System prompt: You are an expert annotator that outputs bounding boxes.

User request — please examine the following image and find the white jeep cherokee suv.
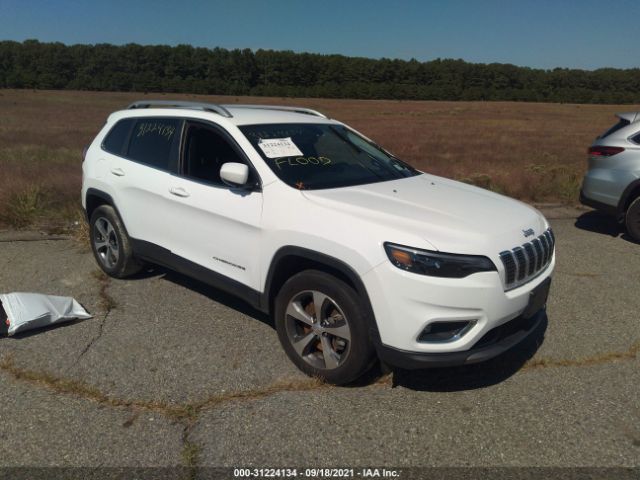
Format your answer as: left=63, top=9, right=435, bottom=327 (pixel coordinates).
left=82, top=100, right=555, bottom=384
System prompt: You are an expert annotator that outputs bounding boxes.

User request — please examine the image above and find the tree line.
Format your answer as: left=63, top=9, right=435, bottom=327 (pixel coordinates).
left=1, top=39, right=639, bottom=103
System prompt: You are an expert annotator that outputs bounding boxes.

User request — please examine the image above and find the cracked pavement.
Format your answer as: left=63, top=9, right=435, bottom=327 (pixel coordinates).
left=0, top=208, right=638, bottom=468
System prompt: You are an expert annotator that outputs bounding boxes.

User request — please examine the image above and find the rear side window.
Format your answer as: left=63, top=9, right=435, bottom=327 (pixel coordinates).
left=127, top=118, right=181, bottom=171
left=598, top=119, right=630, bottom=139
left=102, top=119, right=134, bottom=155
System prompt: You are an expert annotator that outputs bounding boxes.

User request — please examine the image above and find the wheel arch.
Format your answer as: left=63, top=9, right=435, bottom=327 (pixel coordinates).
left=261, top=246, right=381, bottom=341
left=618, top=179, right=640, bottom=216
left=85, top=188, right=121, bottom=222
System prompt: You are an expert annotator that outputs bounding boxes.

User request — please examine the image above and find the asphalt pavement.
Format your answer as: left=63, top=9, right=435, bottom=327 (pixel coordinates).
left=0, top=207, right=638, bottom=470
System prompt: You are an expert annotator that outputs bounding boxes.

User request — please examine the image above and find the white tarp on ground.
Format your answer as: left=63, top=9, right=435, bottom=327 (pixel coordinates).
left=0, top=292, right=92, bottom=336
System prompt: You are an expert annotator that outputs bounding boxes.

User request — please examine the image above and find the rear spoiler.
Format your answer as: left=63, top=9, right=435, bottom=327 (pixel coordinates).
left=616, top=112, right=640, bottom=123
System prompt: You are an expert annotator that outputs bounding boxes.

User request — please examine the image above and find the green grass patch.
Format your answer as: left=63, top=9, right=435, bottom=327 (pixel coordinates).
left=0, top=145, right=82, bottom=229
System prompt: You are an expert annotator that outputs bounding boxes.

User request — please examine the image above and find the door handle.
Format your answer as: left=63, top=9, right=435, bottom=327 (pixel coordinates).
left=110, top=168, right=125, bottom=177
left=169, top=187, right=190, bottom=198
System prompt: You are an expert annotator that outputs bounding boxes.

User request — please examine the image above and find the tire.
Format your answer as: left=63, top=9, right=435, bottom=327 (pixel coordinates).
left=274, top=270, right=376, bottom=385
left=625, top=196, right=640, bottom=242
left=89, top=205, right=142, bottom=278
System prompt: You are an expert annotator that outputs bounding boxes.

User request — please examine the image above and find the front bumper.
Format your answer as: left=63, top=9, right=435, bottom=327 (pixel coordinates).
left=375, top=307, right=545, bottom=369
left=362, top=254, right=554, bottom=355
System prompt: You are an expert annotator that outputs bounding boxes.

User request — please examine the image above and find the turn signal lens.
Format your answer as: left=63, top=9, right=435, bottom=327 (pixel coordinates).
left=390, top=249, right=413, bottom=267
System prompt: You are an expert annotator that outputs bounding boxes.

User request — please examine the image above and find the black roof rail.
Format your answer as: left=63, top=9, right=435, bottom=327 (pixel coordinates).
left=222, top=104, right=328, bottom=119
left=127, top=100, right=232, bottom=118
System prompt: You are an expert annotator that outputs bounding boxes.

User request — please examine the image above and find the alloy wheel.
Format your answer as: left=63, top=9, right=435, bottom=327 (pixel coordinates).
left=93, top=217, right=120, bottom=269
left=284, top=290, right=352, bottom=370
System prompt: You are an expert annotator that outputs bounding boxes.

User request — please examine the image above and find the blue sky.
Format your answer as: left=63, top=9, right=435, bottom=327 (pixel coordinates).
left=0, top=0, right=638, bottom=70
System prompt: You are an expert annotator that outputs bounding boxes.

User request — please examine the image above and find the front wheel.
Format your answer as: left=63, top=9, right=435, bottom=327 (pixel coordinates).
left=274, top=270, right=375, bottom=385
left=625, top=197, right=640, bottom=242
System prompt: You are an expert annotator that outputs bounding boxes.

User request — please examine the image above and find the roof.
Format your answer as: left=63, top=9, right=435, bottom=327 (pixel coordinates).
left=120, top=100, right=336, bottom=126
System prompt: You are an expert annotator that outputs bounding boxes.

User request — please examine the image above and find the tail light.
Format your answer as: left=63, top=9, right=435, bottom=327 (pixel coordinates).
left=588, top=146, right=625, bottom=157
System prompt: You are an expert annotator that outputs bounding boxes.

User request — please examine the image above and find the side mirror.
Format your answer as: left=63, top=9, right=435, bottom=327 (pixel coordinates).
left=220, top=162, right=250, bottom=188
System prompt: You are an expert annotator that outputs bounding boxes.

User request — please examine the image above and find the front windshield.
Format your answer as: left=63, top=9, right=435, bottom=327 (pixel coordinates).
left=239, top=123, right=420, bottom=190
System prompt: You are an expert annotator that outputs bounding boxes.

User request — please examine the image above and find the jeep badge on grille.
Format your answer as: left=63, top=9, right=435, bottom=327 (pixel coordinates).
left=523, top=228, right=535, bottom=238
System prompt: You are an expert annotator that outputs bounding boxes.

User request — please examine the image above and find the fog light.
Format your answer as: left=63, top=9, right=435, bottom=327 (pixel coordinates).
left=418, top=320, right=476, bottom=343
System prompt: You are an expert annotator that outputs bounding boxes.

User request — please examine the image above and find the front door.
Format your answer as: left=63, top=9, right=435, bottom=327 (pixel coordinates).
left=162, top=120, right=264, bottom=291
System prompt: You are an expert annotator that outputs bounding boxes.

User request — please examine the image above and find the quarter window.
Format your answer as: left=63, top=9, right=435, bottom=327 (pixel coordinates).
left=127, top=118, right=181, bottom=171
left=102, top=118, right=134, bottom=156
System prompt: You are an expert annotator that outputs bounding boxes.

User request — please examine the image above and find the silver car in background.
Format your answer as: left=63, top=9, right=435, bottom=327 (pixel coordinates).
left=580, top=112, right=640, bottom=241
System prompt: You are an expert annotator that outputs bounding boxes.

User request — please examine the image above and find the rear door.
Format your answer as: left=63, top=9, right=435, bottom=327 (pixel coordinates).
left=161, top=120, right=264, bottom=291
left=107, top=116, right=183, bottom=246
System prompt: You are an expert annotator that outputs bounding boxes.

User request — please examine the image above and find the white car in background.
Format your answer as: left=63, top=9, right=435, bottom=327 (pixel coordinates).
left=82, top=100, right=555, bottom=384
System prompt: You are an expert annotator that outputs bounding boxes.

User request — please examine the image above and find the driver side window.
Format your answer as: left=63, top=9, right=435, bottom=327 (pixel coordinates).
left=182, top=122, right=246, bottom=186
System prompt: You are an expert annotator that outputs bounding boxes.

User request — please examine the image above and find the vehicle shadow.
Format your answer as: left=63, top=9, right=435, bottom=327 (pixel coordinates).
left=574, top=210, right=638, bottom=244
left=575, top=210, right=621, bottom=237
left=130, top=266, right=275, bottom=329
left=374, top=315, right=548, bottom=392
left=128, top=266, right=547, bottom=391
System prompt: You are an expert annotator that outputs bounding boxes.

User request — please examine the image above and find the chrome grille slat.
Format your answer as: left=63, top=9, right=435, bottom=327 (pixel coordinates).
left=513, top=247, right=526, bottom=281
left=532, top=238, right=544, bottom=270
left=545, top=230, right=555, bottom=253
left=539, top=234, right=548, bottom=265
left=523, top=243, right=536, bottom=276
left=541, top=233, right=551, bottom=264
left=499, top=251, right=516, bottom=285
left=499, top=228, right=554, bottom=291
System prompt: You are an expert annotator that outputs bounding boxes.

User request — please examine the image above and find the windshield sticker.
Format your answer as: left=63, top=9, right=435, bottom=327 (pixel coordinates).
left=257, top=137, right=303, bottom=159
left=274, top=156, right=332, bottom=169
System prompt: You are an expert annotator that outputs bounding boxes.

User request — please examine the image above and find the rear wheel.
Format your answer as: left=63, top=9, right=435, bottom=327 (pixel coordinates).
left=625, top=197, right=640, bottom=242
left=90, top=205, right=142, bottom=278
left=274, top=270, right=375, bottom=385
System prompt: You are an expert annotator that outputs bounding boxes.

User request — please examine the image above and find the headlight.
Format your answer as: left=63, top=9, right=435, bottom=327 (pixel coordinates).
left=384, top=243, right=496, bottom=278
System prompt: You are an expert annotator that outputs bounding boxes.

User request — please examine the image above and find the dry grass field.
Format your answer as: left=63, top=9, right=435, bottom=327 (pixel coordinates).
left=0, top=89, right=629, bottom=229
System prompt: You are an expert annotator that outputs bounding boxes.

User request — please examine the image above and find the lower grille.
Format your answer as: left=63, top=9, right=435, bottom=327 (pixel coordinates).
left=499, top=229, right=554, bottom=290
left=473, top=312, right=540, bottom=349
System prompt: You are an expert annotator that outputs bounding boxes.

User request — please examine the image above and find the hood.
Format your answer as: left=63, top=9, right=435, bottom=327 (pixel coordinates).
left=302, top=173, right=547, bottom=255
